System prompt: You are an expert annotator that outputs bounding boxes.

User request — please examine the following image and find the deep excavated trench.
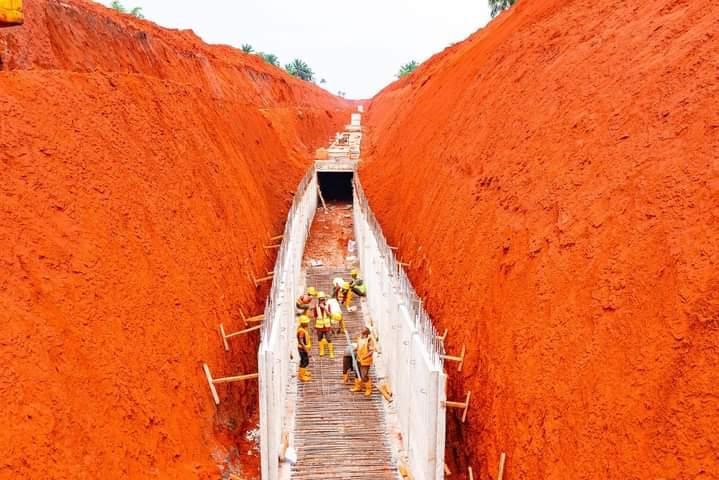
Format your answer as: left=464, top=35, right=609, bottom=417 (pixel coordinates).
left=2, top=0, right=718, bottom=479
left=257, top=120, right=447, bottom=479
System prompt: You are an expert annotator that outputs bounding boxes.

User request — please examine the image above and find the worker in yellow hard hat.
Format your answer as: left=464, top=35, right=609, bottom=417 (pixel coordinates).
left=351, top=327, right=374, bottom=396
left=313, top=292, right=333, bottom=357
left=338, top=281, right=354, bottom=309
left=296, top=286, right=316, bottom=316
left=350, top=270, right=367, bottom=298
left=296, top=315, right=312, bottom=382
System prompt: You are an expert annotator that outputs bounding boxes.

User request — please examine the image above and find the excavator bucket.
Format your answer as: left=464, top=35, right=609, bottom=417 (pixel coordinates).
left=0, top=0, right=23, bottom=26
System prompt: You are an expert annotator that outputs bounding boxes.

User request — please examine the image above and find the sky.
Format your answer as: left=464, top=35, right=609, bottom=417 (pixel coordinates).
left=96, top=0, right=492, bottom=99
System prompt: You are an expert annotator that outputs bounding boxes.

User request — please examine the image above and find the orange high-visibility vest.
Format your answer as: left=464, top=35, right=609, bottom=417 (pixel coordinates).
left=297, top=327, right=311, bottom=350
left=357, top=336, right=373, bottom=366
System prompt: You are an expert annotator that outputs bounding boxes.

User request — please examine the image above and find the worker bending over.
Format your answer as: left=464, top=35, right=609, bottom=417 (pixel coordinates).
left=342, top=342, right=357, bottom=384
left=351, top=327, right=374, bottom=396
left=314, top=293, right=334, bottom=358
left=296, top=315, right=312, bottom=382
left=296, top=287, right=316, bottom=316
left=332, top=279, right=353, bottom=309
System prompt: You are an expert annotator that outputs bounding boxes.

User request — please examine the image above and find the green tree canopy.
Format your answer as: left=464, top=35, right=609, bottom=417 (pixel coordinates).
left=489, top=0, right=516, bottom=17
left=397, top=60, right=419, bottom=78
left=110, top=1, right=143, bottom=18
left=285, top=59, right=314, bottom=81
left=241, top=44, right=255, bottom=53
left=258, top=52, right=280, bottom=67
left=110, top=0, right=126, bottom=13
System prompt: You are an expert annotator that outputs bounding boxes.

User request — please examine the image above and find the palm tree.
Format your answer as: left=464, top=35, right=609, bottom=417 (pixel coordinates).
left=110, top=0, right=126, bottom=13
left=130, top=6, right=144, bottom=18
left=258, top=52, right=280, bottom=67
left=397, top=60, right=419, bottom=79
left=337, top=91, right=346, bottom=98
left=320, top=78, right=327, bottom=85
left=241, top=44, right=254, bottom=53
left=489, top=0, right=516, bottom=17
left=285, top=59, right=314, bottom=81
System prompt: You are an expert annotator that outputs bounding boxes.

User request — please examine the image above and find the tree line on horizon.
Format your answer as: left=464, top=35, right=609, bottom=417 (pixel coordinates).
left=106, top=1, right=516, bottom=95
left=110, top=0, right=143, bottom=18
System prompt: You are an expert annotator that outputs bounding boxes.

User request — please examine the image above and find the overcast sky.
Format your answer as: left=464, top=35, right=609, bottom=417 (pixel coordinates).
left=95, top=0, right=492, bottom=99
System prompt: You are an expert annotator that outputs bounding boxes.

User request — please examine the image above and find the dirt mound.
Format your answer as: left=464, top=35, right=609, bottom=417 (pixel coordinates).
left=0, top=1, right=349, bottom=479
left=362, top=0, right=719, bottom=477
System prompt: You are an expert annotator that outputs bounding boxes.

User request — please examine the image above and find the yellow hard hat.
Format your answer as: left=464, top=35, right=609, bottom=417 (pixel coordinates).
left=342, top=282, right=350, bottom=289
left=332, top=312, right=342, bottom=321
left=307, top=287, right=317, bottom=296
left=318, top=291, right=327, bottom=299
left=298, top=315, right=310, bottom=325
left=351, top=269, right=359, bottom=278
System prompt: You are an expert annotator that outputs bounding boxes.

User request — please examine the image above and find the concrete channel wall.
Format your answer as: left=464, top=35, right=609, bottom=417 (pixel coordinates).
left=353, top=177, right=447, bottom=480
left=259, top=168, right=318, bottom=480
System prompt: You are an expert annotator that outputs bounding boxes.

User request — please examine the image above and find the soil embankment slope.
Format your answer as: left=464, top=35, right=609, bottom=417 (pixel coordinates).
left=363, top=0, right=719, bottom=478
left=0, top=1, right=350, bottom=478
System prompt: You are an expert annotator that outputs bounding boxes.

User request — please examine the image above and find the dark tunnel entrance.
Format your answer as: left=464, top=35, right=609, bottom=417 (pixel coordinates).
left=317, top=171, right=354, bottom=202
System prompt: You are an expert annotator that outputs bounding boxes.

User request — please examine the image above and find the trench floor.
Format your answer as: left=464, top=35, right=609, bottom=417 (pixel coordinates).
left=290, top=203, right=396, bottom=479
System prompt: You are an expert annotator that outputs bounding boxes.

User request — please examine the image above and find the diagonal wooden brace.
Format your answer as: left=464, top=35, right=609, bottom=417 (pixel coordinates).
left=398, top=260, right=411, bottom=267
left=270, top=234, right=284, bottom=241
left=239, top=309, right=264, bottom=326
left=441, top=344, right=466, bottom=372
left=202, top=363, right=259, bottom=405
left=252, top=272, right=274, bottom=287
left=436, top=328, right=448, bottom=343
left=218, top=323, right=262, bottom=351
left=263, top=244, right=281, bottom=250
left=444, top=390, right=471, bottom=423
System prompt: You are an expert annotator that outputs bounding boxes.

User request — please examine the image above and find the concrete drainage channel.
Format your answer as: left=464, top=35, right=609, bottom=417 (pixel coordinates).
left=206, top=110, right=454, bottom=479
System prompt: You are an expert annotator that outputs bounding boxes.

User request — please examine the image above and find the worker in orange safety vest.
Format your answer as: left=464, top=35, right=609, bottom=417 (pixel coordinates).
left=350, top=327, right=374, bottom=396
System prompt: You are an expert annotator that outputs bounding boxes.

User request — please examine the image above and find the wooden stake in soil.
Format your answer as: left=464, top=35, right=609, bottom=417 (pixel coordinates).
left=436, top=328, right=448, bottom=343
left=218, top=323, right=262, bottom=351
left=497, top=452, right=507, bottom=480
left=202, top=363, right=258, bottom=405
left=440, top=344, right=466, bottom=372
left=443, top=390, right=471, bottom=423
left=252, top=272, right=274, bottom=287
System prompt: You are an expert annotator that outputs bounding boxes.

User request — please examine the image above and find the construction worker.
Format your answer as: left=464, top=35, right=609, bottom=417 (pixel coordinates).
left=340, top=281, right=354, bottom=309
left=296, top=287, right=316, bottom=316
left=342, top=342, right=357, bottom=384
left=297, top=315, right=312, bottom=382
left=350, top=269, right=367, bottom=297
left=326, top=296, right=345, bottom=333
left=351, top=327, right=374, bottom=396
left=314, top=292, right=334, bottom=358
left=331, top=276, right=345, bottom=300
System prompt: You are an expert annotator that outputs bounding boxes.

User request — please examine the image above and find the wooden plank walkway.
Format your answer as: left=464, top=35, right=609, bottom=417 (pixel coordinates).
left=291, top=267, right=396, bottom=479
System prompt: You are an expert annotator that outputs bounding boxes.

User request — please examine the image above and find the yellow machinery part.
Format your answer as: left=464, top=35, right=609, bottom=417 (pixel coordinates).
left=0, top=0, right=23, bottom=26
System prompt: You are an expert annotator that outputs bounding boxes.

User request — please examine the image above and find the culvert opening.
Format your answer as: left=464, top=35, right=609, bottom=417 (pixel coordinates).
left=317, top=171, right=354, bottom=202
